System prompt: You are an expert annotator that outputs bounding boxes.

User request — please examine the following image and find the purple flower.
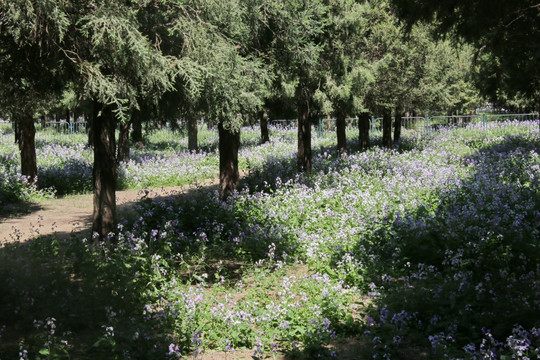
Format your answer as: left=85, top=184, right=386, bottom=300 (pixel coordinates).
left=168, top=343, right=180, bottom=355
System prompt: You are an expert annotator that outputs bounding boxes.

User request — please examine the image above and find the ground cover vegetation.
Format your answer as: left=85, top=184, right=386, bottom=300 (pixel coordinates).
left=1, top=122, right=539, bottom=359
left=1, top=0, right=539, bottom=358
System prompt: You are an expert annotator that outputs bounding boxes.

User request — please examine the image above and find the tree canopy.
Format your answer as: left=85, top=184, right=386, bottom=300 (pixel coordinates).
left=390, top=0, right=540, bottom=110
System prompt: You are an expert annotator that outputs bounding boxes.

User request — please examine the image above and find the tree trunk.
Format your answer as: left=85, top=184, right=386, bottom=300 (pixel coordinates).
left=218, top=122, right=240, bottom=200
left=92, top=104, right=117, bottom=242
left=13, top=113, right=38, bottom=184
left=260, top=112, right=270, bottom=144
left=393, top=110, right=402, bottom=145
left=117, top=119, right=131, bottom=164
left=336, top=110, right=347, bottom=155
left=131, top=112, right=143, bottom=143
left=87, top=110, right=94, bottom=147
left=187, top=116, right=198, bottom=151
left=358, top=112, right=370, bottom=151
left=382, top=109, right=392, bottom=148
left=297, top=102, right=312, bottom=173
left=66, top=109, right=71, bottom=123
left=326, top=114, right=332, bottom=131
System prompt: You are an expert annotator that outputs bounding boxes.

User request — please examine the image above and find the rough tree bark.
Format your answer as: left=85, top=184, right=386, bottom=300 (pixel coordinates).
left=393, top=110, right=403, bottom=145
left=218, top=122, right=240, bottom=200
left=297, top=101, right=312, bottom=173
left=382, top=109, right=392, bottom=148
left=187, top=116, right=198, bottom=152
left=260, top=111, right=270, bottom=144
left=92, top=104, right=117, bottom=242
left=13, top=113, right=38, bottom=183
left=358, top=112, right=370, bottom=151
left=117, top=119, right=131, bottom=164
left=336, top=110, right=347, bottom=155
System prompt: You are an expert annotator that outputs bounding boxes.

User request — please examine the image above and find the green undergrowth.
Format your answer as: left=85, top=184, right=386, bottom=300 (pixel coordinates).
left=1, top=121, right=539, bottom=359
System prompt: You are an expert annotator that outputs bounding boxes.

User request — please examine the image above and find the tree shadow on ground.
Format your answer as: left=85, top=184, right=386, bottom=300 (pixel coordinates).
left=351, top=132, right=540, bottom=356
left=0, top=200, right=43, bottom=220
left=237, top=130, right=539, bottom=358
left=2, top=170, right=372, bottom=358
left=0, top=235, right=120, bottom=358
left=5, top=130, right=535, bottom=358
left=0, top=181, right=227, bottom=359
left=0, top=142, right=389, bottom=359
left=193, top=337, right=371, bottom=359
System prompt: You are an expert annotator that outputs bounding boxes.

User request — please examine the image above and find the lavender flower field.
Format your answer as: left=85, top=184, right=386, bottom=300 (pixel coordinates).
left=0, top=121, right=539, bottom=359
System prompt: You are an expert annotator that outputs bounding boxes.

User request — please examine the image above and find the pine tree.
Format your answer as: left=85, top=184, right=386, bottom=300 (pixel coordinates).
left=169, top=0, right=269, bottom=199
left=390, top=0, right=539, bottom=110
left=0, top=0, right=69, bottom=183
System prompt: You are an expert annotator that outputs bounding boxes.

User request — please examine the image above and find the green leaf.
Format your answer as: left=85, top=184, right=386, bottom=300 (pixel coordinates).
left=39, top=349, right=50, bottom=356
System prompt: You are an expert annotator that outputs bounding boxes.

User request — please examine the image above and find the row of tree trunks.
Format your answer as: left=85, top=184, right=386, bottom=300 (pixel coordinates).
left=13, top=113, right=38, bottom=183
left=16, top=101, right=404, bottom=242
left=218, top=122, right=240, bottom=201
left=92, top=104, right=118, bottom=242
left=274, top=107, right=405, bottom=158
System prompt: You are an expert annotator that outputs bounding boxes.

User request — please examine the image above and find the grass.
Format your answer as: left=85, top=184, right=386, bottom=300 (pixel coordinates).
left=0, top=120, right=539, bottom=359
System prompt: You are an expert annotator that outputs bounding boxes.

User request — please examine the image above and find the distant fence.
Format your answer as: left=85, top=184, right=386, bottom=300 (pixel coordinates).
left=270, top=117, right=359, bottom=137
left=36, top=120, right=87, bottom=134
left=270, top=113, right=539, bottom=137
left=34, top=121, right=88, bottom=141
left=396, top=113, right=539, bottom=135
left=268, top=119, right=297, bottom=128
left=0, top=119, right=87, bottom=134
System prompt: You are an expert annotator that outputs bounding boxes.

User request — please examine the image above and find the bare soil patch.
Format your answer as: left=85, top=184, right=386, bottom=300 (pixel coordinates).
left=0, top=179, right=219, bottom=245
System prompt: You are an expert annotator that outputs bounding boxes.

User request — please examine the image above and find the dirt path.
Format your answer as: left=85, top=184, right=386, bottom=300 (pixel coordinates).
left=0, top=180, right=220, bottom=245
